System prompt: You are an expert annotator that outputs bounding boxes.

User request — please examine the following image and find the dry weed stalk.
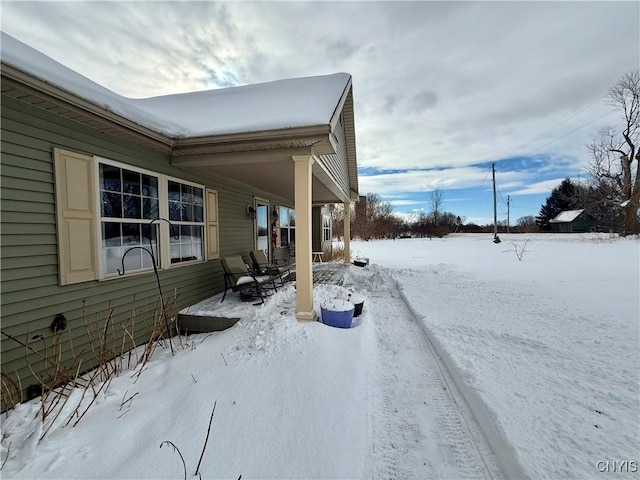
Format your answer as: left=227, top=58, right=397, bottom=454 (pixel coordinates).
left=159, top=441, right=187, bottom=480
left=195, top=401, right=217, bottom=476
left=119, top=391, right=139, bottom=411
left=137, top=301, right=172, bottom=371
left=157, top=400, right=218, bottom=479
left=1, top=442, right=11, bottom=470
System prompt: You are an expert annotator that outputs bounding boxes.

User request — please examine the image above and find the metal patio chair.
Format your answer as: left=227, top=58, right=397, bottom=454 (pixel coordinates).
left=249, top=249, right=292, bottom=286
left=220, top=255, right=276, bottom=305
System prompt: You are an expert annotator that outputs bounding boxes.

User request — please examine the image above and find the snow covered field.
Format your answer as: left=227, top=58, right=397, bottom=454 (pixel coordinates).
left=1, top=233, right=638, bottom=479
left=353, top=233, right=639, bottom=479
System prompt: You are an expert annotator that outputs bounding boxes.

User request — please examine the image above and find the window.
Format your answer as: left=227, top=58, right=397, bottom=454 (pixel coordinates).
left=168, top=180, right=204, bottom=264
left=100, top=164, right=160, bottom=275
left=54, top=150, right=218, bottom=284
left=322, top=214, right=331, bottom=242
left=98, top=162, right=208, bottom=276
left=279, top=206, right=295, bottom=247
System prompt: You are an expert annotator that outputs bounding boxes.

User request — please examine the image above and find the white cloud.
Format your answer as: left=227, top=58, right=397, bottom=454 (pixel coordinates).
left=1, top=1, right=637, bottom=209
left=508, top=178, right=566, bottom=196
left=387, top=199, right=423, bottom=207
left=359, top=167, right=531, bottom=196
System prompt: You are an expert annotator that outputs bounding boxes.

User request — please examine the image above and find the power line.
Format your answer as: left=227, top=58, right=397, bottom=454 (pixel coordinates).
left=477, top=169, right=490, bottom=192
left=521, top=94, right=607, bottom=149
left=454, top=165, right=494, bottom=221
left=533, top=108, right=617, bottom=152
left=496, top=184, right=507, bottom=206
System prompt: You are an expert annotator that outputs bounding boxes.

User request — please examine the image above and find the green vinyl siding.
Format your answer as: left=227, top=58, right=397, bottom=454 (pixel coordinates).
left=0, top=94, right=288, bottom=407
left=318, top=115, right=350, bottom=198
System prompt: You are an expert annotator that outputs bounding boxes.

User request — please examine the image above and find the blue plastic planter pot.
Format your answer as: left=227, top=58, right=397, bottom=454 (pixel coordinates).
left=321, top=299, right=355, bottom=329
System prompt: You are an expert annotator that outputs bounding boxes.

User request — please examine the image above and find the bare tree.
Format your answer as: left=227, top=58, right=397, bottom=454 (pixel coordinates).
left=331, top=203, right=345, bottom=240
left=430, top=189, right=444, bottom=225
left=351, top=193, right=394, bottom=240
left=588, top=70, right=640, bottom=234
left=516, top=215, right=539, bottom=233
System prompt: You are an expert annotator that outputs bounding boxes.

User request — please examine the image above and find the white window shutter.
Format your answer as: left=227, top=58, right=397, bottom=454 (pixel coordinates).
left=206, top=189, right=219, bottom=260
left=53, top=148, right=98, bottom=284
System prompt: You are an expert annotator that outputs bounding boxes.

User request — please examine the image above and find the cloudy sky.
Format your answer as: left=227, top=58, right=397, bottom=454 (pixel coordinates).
left=2, top=1, right=638, bottom=225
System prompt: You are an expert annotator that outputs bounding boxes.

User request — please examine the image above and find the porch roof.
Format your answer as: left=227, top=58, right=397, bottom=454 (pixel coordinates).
left=1, top=32, right=358, bottom=203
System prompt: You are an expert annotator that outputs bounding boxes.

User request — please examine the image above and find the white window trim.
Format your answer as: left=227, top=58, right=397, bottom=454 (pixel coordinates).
left=253, top=196, right=271, bottom=251
left=278, top=205, right=296, bottom=247
left=164, top=175, right=206, bottom=268
left=322, top=214, right=332, bottom=242
left=93, top=156, right=207, bottom=280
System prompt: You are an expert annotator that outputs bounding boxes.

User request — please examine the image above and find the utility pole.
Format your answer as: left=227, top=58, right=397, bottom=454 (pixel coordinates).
left=507, top=195, right=510, bottom=234
left=492, top=163, right=498, bottom=240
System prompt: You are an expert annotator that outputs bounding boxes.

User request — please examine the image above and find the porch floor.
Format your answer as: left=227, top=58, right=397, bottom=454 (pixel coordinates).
left=177, top=262, right=350, bottom=333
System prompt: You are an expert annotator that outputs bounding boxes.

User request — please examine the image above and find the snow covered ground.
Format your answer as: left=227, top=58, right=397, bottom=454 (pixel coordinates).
left=1, top=233, right=638, bottom=479
left=352, top=233, right=639, bottom=479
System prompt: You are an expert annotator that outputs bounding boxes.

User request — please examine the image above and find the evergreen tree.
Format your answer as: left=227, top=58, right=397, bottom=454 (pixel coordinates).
left=536, top=179, right=582, bottom=231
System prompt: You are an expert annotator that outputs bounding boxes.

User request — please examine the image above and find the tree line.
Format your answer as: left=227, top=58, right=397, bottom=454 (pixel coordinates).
left=332, top=191, right=465, bottom=241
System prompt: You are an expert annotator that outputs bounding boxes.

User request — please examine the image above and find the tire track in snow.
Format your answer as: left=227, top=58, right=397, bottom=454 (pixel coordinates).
left=352, top=269, right=503, bottom=479
left=394, top=267, right=529, bottom=480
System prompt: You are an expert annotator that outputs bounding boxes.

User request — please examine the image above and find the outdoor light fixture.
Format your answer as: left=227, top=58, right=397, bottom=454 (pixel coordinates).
left=272, top=206, right=279, bottom=222
left=247, top=205, right=257, bottom=220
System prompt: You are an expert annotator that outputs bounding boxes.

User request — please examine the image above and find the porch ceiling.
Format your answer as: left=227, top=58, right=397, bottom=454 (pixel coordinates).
left=171, top=141, right=350, bottom=204
left=182, top=160, right=340, bottom=204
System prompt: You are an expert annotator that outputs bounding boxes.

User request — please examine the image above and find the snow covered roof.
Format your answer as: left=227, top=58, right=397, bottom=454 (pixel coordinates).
left=0, top=32, right=351, bottom=138
left=549, top=209, right=585, bottom=223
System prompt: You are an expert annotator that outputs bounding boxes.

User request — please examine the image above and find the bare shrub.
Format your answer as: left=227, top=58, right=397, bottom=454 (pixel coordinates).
left=323, top=245, right=346, bottom=262
left=1, top=371, right=22, bottom=414
left=1, top=294, right=180, bottom=440
left=503, top=240, right=529, bottom=261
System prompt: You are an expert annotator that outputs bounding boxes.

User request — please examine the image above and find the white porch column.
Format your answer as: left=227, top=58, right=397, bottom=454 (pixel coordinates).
left=292, top=155, right=317, bottom=322
left=343, top=202, right=351, bottom=264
